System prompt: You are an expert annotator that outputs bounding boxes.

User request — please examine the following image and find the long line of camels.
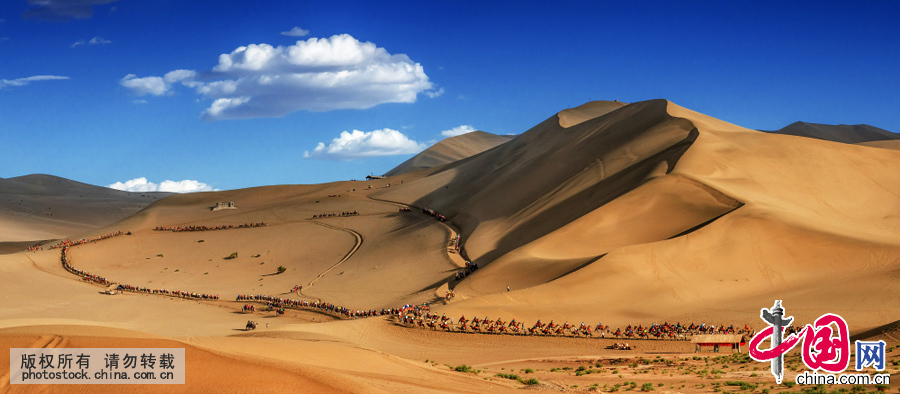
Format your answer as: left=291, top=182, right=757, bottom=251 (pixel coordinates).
left=44, top=203, right=753, bottom=341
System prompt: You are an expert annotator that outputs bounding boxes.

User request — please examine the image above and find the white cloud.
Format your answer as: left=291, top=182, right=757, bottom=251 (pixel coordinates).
left=280, top=26, right=309, bottom=37
left=73, top=36, right=111, bottom=48
left=89, top=36, right=111, bottom=45
left=107, top=177, right=217, bottom=193
left=163, top=69, right=196, bottom=83
left=441, top=125, right=476, bottom=137
left=0, top=75, right=70, bottom=89
left=304, top=128, right=427, bottom=160
left=120, top=74, right=167, bottom=96
left=132, top=99, right=147, bottom=104
left=120, top=69, right=200, bottom=97
left=425, top=87, right=444, bottom=98
left=122, top=33, right=439, bottom=120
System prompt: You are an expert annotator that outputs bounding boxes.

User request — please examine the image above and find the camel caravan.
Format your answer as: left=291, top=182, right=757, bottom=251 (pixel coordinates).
left=235, top=294, right=430, bottom=320
left=396, top=311, right=755, bottom=342
left=311, top=211, right=359, bottom=219
left=58, top=231, right=220, bottom=301
left=454, top=260, right=479, bottom=280
left=153, top=222, right=268, bottom=232
left=51, top=218, right=754, bottom=342
left=49, top=231, right=126, bottom=249
left=422, top=207, right=446, bottom=222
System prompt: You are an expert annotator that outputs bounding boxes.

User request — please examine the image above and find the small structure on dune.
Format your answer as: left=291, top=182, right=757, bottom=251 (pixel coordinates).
left=365, top=175, right=384, bottom=180
left=211, top=202, right=237, bottom=211
left=691, top=334, right=748, bottom=353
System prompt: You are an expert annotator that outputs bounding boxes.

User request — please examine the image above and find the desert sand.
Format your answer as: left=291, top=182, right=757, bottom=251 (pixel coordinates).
left=2, top=100, right=899, bottom=393
left=386, top=130, right=515, bottom=177
left=0, top=174, right=169, bottom=246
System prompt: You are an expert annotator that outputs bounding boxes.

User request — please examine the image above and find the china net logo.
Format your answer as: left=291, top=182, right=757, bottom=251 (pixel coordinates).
left=749, top=300, right=891, bottom=386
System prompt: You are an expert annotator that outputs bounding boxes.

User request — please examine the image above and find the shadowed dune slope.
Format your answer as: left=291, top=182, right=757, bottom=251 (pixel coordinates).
left=0, top=174, right=170, bottom=246
left=768, top=121, right=899, bottom=144
left=385, top=131, right=514, bottom=177
left=375, top=99, right=900, bottom=329
left=376, top=99, right=727, bottom=269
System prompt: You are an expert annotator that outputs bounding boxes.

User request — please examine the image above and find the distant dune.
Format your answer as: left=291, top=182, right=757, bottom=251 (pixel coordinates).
left=857, top=139, right=900, bottom=150
left=384, top=131, right=514, bottom=176
left=767, top=121, right=899, bottom=144
left=0, top=174, right=169, bottom=247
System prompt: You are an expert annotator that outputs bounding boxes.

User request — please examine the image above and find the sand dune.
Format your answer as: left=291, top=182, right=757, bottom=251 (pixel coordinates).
left=768, top=121, right=899, bottom=144
left=0, top=174, right=169, bottom=246
left=556, top=100, right=627, bottom=128
left=858, top=139, right=900, bottom=150
left=375, top=99, right=900, bottom=331
left=385, top=131, right=514, bottom=177
left=3, top=99, right=900, bottom=392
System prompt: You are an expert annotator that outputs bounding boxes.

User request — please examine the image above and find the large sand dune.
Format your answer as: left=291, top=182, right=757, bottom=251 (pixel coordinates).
left=0, top=174, right=169, bottom=247
left=3, top=99, right=899, bottom=392
left=385, top=130, right=514, bottom=177
left=375, top=99, right=900, bottom=330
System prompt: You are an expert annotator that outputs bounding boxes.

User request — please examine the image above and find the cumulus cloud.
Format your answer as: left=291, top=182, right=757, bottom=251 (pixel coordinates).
left=107, top=177, right=217, bottom=193
left=121, top=33, right=439, bottom=120
left=0, top=75, right=70, bottom=89
left=280, top=26, right=309, bottom=37
left=441, top=125, right=476, bottom=137
left=24, top=0, right=118, bottom=21
left=163, top=69, right=196, bottom=83
left=304, top=128, right=426, bottom=160
left=119, top=69, right=197, bottom=96
left=120, top=74, right=167, bottom=96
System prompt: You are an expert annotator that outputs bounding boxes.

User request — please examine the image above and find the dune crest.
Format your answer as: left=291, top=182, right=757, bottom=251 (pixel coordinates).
left=385, top=130, right=514, bottom=176
left=557, top=100, right=628, bottom=128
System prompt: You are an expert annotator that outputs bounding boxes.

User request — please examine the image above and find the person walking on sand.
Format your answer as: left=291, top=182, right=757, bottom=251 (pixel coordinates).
left=506, top=285, right=510, bottom=292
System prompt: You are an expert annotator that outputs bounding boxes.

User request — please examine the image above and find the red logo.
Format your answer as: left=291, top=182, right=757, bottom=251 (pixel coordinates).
left=749, top=301, right=851, bottom=383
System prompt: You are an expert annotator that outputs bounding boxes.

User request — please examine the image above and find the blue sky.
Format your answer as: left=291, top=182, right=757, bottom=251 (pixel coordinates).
left=2, top=1, right=899, bottom=192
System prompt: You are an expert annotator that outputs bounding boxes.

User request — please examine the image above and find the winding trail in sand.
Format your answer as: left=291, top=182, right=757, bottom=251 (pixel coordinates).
left=365, top=194, right=469, bottom=268
left=305, top=220, right=364, bottom=288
